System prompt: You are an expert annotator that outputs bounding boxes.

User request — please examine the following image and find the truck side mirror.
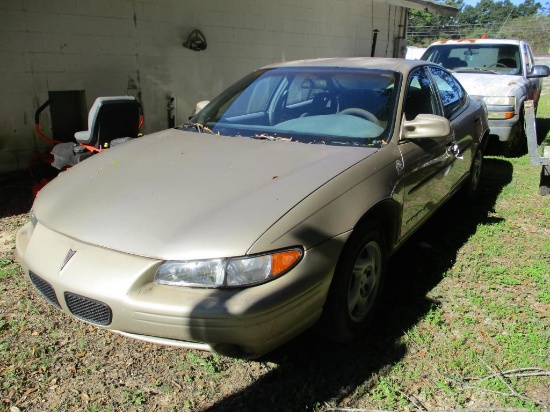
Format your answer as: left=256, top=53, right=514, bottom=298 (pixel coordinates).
left=527, top=65, right=550, bottom=78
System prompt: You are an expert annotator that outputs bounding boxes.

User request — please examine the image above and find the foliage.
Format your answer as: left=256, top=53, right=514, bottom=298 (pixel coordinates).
left=408, top=0, right=549, bottom=51
left=499, top=14, right=550, bottom=53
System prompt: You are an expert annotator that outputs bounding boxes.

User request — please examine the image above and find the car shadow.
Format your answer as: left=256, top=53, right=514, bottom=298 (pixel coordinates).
left=204, top=157, right=513, bottom=411
left=0, top=171, right=33, bottom=219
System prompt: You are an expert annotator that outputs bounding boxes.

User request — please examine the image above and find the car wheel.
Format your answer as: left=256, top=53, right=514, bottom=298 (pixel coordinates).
left=461, top=147, right=483, bottom=202
left=320, top=223, right=386, bottom=342
left=503, top=110, right=526, bottom=157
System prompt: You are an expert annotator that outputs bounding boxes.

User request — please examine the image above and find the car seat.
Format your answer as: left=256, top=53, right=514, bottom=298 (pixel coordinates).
left=497, top=58, right=517, bottom=68
left=443, top=57, right=467, bottom=70
left=302, top=92, right=337, bottom=117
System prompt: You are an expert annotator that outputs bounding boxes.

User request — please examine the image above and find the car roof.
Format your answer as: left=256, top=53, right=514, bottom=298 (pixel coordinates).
left=428, top=38, right=523, bottom=46
left=262, top=57, right=427, bottom=73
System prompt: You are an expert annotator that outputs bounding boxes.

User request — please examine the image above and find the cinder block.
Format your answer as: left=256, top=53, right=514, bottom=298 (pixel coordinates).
left=142, top=2, right=171, bottom=22
left=242, top=13, right=265, bottom=31
left=220, top=12, right=244, bottom=29
left=57, top=14, right=95, bottom=35
left=0, top=0, right=25, bottom=11
left=24, top=11, right=61, bottom=34
left=207, top=26, right=235, bottom=43
left=110, top=1, right=135, bottom=20
left=198, top=9, right=224, bottom=26
left=53, top=0, right=79, bottom=15
left=92, top=17, right=131, bottom=38
left=0, top=31, right=32, bottom=54
left=76, top=0, right=115, bottom=18
left=29, top=53, right=66, bottom=73
left=0, top=52, right=27, bottom=73
left=0, top=9, right=29, bottom=31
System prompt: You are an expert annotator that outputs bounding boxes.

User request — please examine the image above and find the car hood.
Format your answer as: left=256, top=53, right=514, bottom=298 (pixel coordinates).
left=34, top=129, right=375, bottom=260
left=452, top=73, right=527, bottom=96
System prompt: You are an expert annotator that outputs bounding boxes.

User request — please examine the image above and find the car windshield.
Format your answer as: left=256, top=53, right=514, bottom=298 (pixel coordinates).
left=422, top=44, right=522, bottom=76
left=184, top=67, right=400, bottom=147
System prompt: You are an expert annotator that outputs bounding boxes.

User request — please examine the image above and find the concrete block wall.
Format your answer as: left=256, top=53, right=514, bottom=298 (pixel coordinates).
left=0, top=0, right=406, bottom=173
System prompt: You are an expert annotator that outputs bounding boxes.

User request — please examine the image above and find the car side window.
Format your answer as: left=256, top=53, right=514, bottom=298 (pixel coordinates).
left=404, top=67, right=440, bottom=121
left=428, top=66, right=466, bottom=120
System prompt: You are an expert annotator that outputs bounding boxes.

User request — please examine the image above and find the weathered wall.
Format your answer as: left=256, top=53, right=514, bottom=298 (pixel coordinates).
left=0, top=0, right=407, bottom=172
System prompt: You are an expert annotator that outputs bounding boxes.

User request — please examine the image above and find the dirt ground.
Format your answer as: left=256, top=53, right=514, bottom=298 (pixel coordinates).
left=1, top=167, right=548, bottom=411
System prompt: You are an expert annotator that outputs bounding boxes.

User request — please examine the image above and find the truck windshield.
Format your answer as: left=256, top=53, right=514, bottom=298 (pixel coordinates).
left=422, top=44, right=521, bottom=76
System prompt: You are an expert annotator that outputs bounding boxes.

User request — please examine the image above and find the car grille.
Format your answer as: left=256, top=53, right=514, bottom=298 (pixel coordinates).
left=29, top=271, right=61, bottom=309
left=64, top=292, right=112, bottom=326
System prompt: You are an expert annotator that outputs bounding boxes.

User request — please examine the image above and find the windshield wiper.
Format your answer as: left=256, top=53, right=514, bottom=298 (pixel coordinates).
left=251, top=133, right=292, bottom=141
left=180, top=121, right=205, bottom=133
left=453, top=67, right=498, bottom=74
left=180, top=121, right=217, bottom=134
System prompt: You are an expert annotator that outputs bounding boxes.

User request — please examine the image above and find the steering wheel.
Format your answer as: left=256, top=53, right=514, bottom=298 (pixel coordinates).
left=339, top=108, right=381, bottom=125
left=489, top=63, right=507, bottom=68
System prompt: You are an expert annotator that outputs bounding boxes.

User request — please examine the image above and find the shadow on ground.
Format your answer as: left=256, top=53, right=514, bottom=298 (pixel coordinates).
left=206, top=157, right=514, bottom=411
left=537, top=116, right=550, bottom=144
left=0, top=158, right=515, bottom=411
left=0, top=172, right=33, bottom=219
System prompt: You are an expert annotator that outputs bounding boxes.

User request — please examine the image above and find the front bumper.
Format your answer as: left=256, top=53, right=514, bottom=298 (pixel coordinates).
left=487, top=111, right=519, bottom=142
left=16, top=222, right=344, bottom=358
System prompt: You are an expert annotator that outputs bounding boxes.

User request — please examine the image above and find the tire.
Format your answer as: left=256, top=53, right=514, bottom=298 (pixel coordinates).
left=461, top=147, right=483, bottom=203
left=320, top=223, right=386, bottom=342
left=503, top=110, right=527, bottom=157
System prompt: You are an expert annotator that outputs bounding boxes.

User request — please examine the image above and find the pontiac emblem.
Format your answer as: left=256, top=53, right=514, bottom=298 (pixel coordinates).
left=60, top=249, right=77, bottom=271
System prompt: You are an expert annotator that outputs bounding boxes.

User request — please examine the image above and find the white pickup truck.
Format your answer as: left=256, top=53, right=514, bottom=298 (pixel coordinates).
left=421, top=38, right=550, bottom=156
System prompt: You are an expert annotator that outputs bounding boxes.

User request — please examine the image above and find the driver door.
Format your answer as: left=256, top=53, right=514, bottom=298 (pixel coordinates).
left=399, top=67, right=457, bottom=238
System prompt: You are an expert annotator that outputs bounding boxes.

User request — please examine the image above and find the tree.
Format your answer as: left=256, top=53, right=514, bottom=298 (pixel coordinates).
left=408, top=0, right=463, bottom=45
left=499, top=15, right=550, bottom=53
left=408, top=0, right=545, bottom=47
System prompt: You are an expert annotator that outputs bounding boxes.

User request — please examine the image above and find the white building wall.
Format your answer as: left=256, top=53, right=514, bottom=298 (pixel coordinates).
left=0, top=0, right=406, bottom=172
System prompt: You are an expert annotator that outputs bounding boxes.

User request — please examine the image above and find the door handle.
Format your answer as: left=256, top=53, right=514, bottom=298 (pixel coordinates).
left=447, top=143, right=463, bottom=159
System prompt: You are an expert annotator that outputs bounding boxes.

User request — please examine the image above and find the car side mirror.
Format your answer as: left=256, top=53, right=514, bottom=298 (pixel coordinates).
left=402, top=114, right=451, bottom=140
left=527, top=65, right=550, bottom=78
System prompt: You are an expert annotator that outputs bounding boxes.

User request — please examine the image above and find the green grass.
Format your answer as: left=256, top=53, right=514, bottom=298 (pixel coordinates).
left=332, top=97, right=550, bottom=411
left=1, top=99, right=549, bottom=411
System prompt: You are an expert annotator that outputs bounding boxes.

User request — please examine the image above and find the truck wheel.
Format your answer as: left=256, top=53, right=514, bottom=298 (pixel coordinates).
left=503, top=110, right=526, bottom=157
left=319, top=222, right=386, bottom=342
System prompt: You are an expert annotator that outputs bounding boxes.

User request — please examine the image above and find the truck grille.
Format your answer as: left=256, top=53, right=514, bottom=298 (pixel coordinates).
left=29, top=271, right=61, bottom=309
left=64, top=292, right=112, bottom=326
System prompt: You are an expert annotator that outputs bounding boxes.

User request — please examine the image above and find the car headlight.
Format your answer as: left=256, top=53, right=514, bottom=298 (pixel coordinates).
left=154, top=248, right=303, bottom=288
left=483, top=96, right=515, bottom=106
left=480, top=96, right=516, bottom=119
